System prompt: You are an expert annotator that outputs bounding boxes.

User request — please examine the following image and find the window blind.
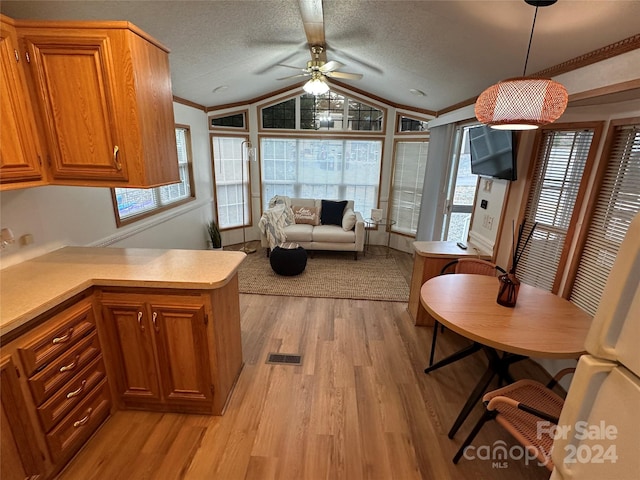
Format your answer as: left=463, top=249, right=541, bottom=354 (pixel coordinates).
left=390, top=141, right=429, bottom=235
left=517, top=129, right=595, bottom=291
left=260, top=137, right=382, bottom=216
left=212, top=136, right=249, bottom=229
left=114, top=127, right=193, bottom=223
left=570, top=123, right=640, bottom=315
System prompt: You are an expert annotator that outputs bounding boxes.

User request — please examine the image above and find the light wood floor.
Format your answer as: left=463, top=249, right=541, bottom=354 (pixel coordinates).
left=58, top=244, right=552, bottom=480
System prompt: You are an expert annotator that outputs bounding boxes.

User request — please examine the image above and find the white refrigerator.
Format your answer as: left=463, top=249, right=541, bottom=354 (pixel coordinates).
left=550, top=212, right=640, bottom=479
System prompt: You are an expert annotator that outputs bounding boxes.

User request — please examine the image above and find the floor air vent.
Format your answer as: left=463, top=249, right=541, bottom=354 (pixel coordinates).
left=266, top=353, right=302, bottom=365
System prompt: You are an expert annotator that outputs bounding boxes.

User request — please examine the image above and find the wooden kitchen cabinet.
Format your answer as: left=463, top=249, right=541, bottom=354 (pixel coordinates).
left=99, top=292, right=214, bottom=414
left=1, top=356, right=45, bottom=480
left=5, top=17, right=179, bottom=189
left=0, top=17, right=45, bottom=189
left=15, top=296, right=111, bottom=467
left=1, top=294, right=111, bottom=478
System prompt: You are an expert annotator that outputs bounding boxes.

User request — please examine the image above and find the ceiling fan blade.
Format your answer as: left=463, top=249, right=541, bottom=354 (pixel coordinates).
left=325, top=71, right=363, bottom=80
left=319, top=60, right=344, bottom=73
left=277, top=64, right=307, bottom=71
left=277, top=73, right=310, bottom=81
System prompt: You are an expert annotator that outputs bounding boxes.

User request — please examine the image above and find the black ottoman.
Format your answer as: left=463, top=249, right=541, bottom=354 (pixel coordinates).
left=270, top=244, right=307, bottom=276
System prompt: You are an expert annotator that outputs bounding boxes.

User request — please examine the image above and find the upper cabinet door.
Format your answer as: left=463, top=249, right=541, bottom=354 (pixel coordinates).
left=23, top=32, right=129, bottom=182
left=0, top=20, right=44, bottom=187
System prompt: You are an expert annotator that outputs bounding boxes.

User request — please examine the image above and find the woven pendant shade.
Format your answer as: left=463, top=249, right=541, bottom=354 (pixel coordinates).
left=475, top=77, right=568, bottom=130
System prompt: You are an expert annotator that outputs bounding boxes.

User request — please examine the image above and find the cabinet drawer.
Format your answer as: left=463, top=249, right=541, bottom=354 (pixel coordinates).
left=37, top=355, right=106, bottom=432
left=18, top=299, right=96, bottom=377
left=28, top=331, right=101, bottom=406
left=46, top=377, right=110, bottom=464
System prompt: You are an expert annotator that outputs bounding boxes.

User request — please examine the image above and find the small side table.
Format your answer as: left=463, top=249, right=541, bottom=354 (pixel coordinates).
left=365, top=218, right=396, bottom=258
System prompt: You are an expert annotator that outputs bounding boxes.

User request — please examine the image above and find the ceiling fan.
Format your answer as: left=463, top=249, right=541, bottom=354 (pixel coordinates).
left=276, top=45, right=363, bottom=95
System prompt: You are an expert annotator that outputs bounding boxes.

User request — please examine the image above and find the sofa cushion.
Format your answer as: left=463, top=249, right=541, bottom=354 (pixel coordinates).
left=312, top=225, right=356, bottom=243
left=283, top=224, right=313, bottom=242
left=321, top=200, right=347, bottom=226
left=342, top=208, right=357, bottom=231
left=292, top=205, right=320, bottom=225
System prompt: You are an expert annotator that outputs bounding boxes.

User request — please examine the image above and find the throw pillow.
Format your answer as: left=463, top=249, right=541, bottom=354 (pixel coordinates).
left=342, top=208, right=357, bottom=231
left=292, top=205, right=319, bottom=225
left=320, top=200, right=348, bottom=226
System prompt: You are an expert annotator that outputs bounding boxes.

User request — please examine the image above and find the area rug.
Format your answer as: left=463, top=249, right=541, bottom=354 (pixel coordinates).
left=237, top=251, right=409, bottom=302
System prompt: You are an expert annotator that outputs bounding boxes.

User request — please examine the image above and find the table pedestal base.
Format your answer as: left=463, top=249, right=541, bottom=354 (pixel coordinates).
left=424, top=343, right=526, bottom=438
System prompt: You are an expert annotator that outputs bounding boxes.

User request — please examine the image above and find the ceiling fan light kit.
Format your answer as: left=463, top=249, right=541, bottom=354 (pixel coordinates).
left=476, top=0, right=568, bottom=130
left=303, top=73, right=330, bottom=95
left=277, top=45, right=363, bottom=96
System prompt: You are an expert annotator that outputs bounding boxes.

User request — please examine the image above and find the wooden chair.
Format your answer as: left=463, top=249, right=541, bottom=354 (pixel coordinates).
left=427, top=258, right=506, bottom=368
left=453, top=368, right=575, bottom=469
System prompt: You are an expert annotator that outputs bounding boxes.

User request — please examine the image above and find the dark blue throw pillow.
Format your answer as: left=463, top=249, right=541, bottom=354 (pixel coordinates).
left=320, top=200, right=348, bottom=226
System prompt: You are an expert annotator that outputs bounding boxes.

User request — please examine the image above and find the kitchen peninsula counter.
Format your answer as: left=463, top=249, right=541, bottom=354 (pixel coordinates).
left=0, top=246, right=246, bottom=337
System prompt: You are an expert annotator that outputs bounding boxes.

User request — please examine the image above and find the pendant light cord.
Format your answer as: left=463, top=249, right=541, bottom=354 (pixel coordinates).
left=522, top=5, right=539, bottom=76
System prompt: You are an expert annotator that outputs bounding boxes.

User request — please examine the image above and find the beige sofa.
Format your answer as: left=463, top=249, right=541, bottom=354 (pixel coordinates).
left=260, top=198, right=365, bottom=259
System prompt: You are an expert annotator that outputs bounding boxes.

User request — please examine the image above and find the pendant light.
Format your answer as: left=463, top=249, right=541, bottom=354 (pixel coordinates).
left=475, top=0, right=568, bottom=130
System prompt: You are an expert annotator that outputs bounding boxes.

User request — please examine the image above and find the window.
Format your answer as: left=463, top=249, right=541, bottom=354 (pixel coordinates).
left=397, top=114, right=429, bottom=132
left=262, top=99, right=296, bottom=129
left=261, top=92, right=384, bottom=131
left=261, top=137, right=382, bottom=216
left=517, top=126, right=599, bottom=292
left=112, top=126, right=194, bottom=225
left=210, top=111, right=247, bottom=129
left=443, top=125, right=479, bottom=241
left=211, top=135, right=251, bottom=229
left=389, top=141, right=428, bottom=235
left=569, top=121, right=640, bottom=315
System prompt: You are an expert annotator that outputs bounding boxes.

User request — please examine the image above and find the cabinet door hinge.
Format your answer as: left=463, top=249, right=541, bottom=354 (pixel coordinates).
left=47, top=155, right=51, bottom=167
left=204, top=313, right=209, bottom=326
left=14, top=49, right=19, bottom=62
left=15, top=366, right=20, bottom=378
left=37, top=155, right=42, bottom=166
left=210, top=384, right=215, bottom=395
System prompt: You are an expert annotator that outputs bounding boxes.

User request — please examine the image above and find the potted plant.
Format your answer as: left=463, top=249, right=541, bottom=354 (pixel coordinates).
left=206, top=220, right=222, bottom=250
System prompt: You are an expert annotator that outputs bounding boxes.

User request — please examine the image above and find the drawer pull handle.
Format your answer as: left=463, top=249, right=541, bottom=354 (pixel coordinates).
left=137, top=311, right=144, bottom=331
left=73, top=408, right=93, bottom=428
left=52, top=327, right=74, bottom=344
left=113, top=145, right=122, bottom=170
left=66, top=380, right=87, bottom=399
left=59, top=355, right=80, bottom=373
left=152, top=312, right=159, bottom=332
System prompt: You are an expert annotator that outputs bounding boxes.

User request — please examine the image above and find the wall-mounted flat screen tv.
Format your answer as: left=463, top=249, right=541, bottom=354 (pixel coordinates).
left=469, top=126, right=517, bottom=180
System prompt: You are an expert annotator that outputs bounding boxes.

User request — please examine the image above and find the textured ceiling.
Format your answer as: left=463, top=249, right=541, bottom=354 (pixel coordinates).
left=2, top=0, right=640, bottom=111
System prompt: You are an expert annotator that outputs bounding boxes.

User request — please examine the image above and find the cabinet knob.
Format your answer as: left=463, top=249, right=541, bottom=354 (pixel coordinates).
left=113, top=145, right=122, bottom=171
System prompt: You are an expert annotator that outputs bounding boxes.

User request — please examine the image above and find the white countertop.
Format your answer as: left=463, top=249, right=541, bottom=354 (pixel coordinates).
left=0, top=247, right=246, bottom=336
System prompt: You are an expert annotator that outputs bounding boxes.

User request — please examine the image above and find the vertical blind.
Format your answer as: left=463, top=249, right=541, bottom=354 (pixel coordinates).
left=517, top=129, right=595, bottom=291
left=390, top=141, right=428, bottom=235
left=570, top=123, right=640, bottom=315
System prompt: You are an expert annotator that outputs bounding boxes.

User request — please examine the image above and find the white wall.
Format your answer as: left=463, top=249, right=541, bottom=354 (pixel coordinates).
left=468, top=177, right=509, bottom=256
left=0, top=102, right=214, bottom=269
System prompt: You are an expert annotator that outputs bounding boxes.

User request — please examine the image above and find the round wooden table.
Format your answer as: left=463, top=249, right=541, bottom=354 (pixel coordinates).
left=420, top=274, right=592, bottom=437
